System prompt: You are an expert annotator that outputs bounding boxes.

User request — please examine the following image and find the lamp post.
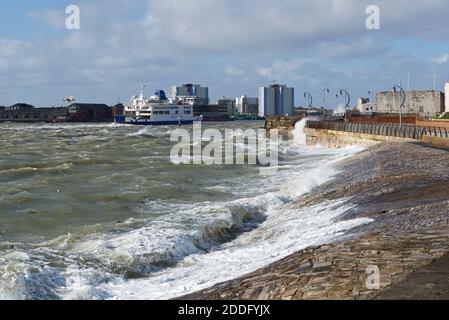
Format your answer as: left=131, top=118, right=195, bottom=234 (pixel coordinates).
left=339, top=89, right=351, bottom=122
left=304, top=92, right=313, bottom=117
left=323, top=88, right=330, bottom=110
left=336, top=94, right=340, bottom=113
left=367, top=90, right=376, bottom=113
left=393, top=85, right=406, bottom=128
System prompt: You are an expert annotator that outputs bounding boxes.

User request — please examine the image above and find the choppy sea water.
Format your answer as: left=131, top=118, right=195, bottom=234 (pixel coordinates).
left=0, top=120, right=372, bottom=300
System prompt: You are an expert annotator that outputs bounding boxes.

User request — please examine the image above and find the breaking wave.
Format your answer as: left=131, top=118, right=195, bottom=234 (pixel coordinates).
left=0, top=121, right=370, bottom=300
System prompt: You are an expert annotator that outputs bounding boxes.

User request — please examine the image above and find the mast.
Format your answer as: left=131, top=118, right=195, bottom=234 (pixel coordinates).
left=140, top=83, right=146, bottom=100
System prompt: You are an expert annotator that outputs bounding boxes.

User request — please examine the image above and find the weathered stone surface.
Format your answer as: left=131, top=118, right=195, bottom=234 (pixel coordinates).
left=177, top=142, right=449, bottom=300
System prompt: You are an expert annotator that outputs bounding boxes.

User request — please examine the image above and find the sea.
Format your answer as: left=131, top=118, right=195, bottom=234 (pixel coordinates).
left=0, top=120, right=372, bottom=300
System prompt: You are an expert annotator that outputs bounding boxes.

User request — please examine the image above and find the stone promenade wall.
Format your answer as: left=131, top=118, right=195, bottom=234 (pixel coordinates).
left=305, top=128, right=417, bottom=148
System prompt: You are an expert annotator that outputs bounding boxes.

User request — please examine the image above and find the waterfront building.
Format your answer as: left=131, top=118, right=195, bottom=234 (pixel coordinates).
left=217, top=97, right=236, bottom=115
left=193, top=104, right=232, bottom=122
left=1, top=104, right=68, bottom=122
left=357, top=97, right=376, bottom=113
left=376, top=90, right=444, bottom=117
left=171, top=84, right=209, bottom=105
left=68, top=103, right=113, bottom=122
left=6, top=103, right=34, bottom=111
left=236, top=96, right=258, bottom=115
left=445, top=82, right=449, bottom=113
left=258, top=84, right=294, bottom=117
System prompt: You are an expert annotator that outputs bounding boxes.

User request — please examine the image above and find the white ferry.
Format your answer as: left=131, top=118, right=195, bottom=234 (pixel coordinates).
left=115, top=86, right=199, bottom=126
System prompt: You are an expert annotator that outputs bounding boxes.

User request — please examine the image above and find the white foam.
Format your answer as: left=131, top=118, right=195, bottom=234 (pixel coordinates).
left=55, top=145, right=370, bottom=300
left=292, top=118, right=308, bottom=146
left=0, top=126, right=369, bottom=300
left=128, top=126, right=174, bottom=138
left=58, top=199, right=371, bottom=300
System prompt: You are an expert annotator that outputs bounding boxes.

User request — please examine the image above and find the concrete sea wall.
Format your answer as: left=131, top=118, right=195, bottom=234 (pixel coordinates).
left=305, top=128, right=417, bottom=148
left=265, top=115, right=304, bottom=139
left=265, top=116, right=449, bottom=148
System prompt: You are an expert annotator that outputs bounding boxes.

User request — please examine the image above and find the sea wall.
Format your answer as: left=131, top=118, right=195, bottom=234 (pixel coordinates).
left=421, top=135, right=449, bottom=148
left=265, top=115, right=304, bottom=139
left=305, top=128, right=417, bottom=148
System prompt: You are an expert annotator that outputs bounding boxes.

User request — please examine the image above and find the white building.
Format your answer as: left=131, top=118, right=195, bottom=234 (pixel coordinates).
left=236, top=96, right=258, bottom=115
left=357, top=97, right=376, bottom=113
left=376, top=90, right=444, bottom=117
left=445, top=82, right=449, bottom=113
left=258, top=84, right=294, bottom=117
left=171, top=84, right=209, bottom=105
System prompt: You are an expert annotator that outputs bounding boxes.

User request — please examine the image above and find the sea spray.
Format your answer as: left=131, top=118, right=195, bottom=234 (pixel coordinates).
left=292, top=118, right=308, bottom=146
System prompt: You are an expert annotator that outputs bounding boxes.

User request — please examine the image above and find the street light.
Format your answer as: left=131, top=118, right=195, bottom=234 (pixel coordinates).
left=368, top=90, right=375, bottom=113
left=393, top=85, right=406, bottom=128
left=304, top=92, right=313, bottom=117
left=339, top=89, right=351, bottom=121
left=336, top=94, right=340, bottom=113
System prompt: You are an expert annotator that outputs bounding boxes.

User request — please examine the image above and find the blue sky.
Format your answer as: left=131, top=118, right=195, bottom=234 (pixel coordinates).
left=1, top=0, right=449, bottom=108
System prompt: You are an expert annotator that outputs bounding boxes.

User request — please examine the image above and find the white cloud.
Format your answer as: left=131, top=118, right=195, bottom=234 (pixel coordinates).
left=28, top=9, right=66, bottom=30
left=257, top=59, right=308, bottom=81
left=0, top=39, right=31, bottom=58
left=2, top=0, right=449, bottom=106
left=431, top=53, right=449, bottom=64
left=224, top=66, right=243, bottom=76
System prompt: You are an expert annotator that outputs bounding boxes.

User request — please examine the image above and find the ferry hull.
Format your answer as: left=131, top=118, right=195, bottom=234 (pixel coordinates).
left=115, top=116, right=194, bottom=126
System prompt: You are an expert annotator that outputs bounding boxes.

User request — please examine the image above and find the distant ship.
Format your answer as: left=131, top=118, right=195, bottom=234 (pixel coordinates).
left=115, top=85, right=200, bottom=125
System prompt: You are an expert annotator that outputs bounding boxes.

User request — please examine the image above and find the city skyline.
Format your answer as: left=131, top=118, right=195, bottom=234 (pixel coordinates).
left=1, top=0, right=449, bottom=108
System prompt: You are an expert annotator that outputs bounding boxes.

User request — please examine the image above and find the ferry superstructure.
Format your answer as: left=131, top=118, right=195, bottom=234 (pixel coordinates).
left=115, top=85, right=197, bottom=125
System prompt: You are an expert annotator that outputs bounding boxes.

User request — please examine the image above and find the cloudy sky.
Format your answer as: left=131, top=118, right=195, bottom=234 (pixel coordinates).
left=1, top=0, right=449, bottom=108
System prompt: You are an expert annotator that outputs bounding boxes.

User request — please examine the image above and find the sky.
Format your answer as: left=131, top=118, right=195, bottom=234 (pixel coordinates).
left=1, top=0, right=449, bottom=108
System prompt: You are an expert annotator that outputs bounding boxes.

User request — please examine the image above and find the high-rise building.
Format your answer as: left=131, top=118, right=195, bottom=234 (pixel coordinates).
left=445, top=82, right=449, bottom=113
left=171, top=84, right=209, bottom=105
left=258, top=84, right=294, bottom=117
left=236, top=96, right=259, bottom=115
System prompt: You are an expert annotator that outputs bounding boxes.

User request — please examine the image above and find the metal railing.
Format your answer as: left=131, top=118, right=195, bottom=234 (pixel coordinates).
left=306, top=120, right=449, bottom=140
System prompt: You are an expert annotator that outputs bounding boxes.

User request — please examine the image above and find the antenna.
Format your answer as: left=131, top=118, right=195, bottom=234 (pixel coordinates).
left=140, top=83, right=146, bottom=99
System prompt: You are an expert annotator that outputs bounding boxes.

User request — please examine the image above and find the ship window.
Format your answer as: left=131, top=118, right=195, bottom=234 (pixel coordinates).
left=184, top=110, right=191, bottom=114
